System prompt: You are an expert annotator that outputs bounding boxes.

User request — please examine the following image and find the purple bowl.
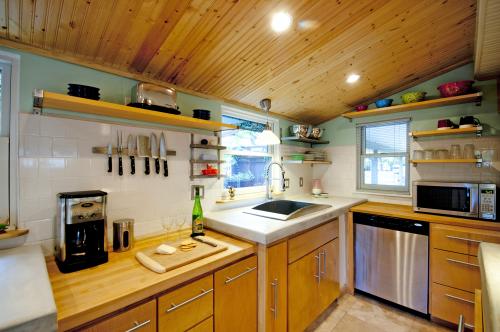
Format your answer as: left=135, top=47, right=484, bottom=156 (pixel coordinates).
left=437, top=80, right=474, bottom=97
left=355, top=105, right=368, bottom=112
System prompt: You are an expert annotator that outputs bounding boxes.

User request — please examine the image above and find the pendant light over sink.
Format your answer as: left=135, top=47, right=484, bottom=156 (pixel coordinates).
left=256, top=98, right=281, bottom=146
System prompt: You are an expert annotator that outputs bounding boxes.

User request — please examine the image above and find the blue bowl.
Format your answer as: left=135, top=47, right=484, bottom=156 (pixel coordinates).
left=375, top=99, right=393, bottom=108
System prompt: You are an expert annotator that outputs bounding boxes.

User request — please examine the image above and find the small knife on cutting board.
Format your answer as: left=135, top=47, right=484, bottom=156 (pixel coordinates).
left=117, top=131, right=123, bottom=176
left=160, top=132, right=168, bottom=177
left=192, top=236, right=218, bottom=247
left=137, top=135, right=150, bottom=175
left=127, top=134, right=135, bottom=175
left=107, top=143, right=112, bottom=173
left=150, top=133, right=160, bottom=174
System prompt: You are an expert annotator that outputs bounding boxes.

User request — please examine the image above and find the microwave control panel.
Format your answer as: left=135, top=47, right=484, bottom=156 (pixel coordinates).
left=479, top=184, right=497, bottom=220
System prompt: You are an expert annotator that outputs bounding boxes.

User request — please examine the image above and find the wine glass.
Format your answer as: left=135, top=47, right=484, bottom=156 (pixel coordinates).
left=174, top=214, right=187, bottom=240
left=161, top=217, right=172, bottom=243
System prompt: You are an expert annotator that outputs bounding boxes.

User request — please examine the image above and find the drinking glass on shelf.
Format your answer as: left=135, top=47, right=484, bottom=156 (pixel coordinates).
left=161, top=217, right=172, bottom=243
left=424, top=150, right=434, bottom=160
left=463, top=144, right=475, bottom=159
left=450, top=145, right=461, bottom=159
left=413, top=150, right=424, bottom=160
left=436, top=149, right=449, bottom=160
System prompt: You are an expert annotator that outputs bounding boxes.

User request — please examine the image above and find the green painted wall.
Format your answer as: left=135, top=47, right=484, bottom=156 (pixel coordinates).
left=320, top=64, right=500, bottom=146
left=1, top=46, right=299, bottom=136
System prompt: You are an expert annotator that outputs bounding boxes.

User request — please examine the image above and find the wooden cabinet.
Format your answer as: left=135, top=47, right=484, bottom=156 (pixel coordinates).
left=288, top=237, right=339, bottom=332
left=264, top=242, right=287, bottom=332
left=188, top=317, right=214, bottom=332
left=158, top=275, right=214, bottom=332
left=214, top=256, right=257, bottom=332
left=80, top=299, right=156, bottom=332
left=430, top=224, right=500, bottom=328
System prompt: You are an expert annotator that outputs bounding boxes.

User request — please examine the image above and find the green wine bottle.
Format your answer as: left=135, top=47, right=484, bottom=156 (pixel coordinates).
left=191, top=187, right=205, bottom=237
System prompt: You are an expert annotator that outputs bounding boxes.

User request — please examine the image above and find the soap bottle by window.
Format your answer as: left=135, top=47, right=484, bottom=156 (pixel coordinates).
left=191, top=187, right=205, bottom=237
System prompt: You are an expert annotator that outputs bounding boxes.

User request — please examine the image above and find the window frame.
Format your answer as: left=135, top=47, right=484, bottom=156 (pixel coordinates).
left=356, top=118, right=410, bottom=194
left=220, top=105, right=279, bottom=195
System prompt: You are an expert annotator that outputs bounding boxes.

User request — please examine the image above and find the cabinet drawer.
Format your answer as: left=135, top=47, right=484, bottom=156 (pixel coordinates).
left=431, top=283, right=475, bottom=328
left=158, top=275, right=213, bottom=332
left=214, top=255, right=257, bottom=332
left=288, top=219, right=339, bottom=264
left=187, top=317, right=213, bottom=332
left=431, top=249, right=481, bottom=292
left=81, top=299, right=156, bottom=332
left=431, top=224, right=500, bottom=256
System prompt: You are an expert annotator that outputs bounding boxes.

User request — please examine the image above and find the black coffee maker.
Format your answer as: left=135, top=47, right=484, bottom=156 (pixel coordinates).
left=55, top=190, right=108, bottom=273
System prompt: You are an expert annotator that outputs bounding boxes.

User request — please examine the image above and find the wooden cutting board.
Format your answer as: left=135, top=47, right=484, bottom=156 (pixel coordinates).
left=136, top=236, right=228, bottom=274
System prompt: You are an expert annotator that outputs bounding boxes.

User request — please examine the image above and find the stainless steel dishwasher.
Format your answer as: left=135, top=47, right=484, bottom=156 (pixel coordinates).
left=354, top=212, right=429, bottom=314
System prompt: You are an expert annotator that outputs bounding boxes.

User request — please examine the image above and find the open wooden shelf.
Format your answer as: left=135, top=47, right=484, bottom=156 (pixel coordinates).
left=281, top=136, right=330, bottom=145
left=190, top=144, right=227, bottom=150
left=282, top=160, right=332, bottom=165
left=35, top=90, right=238, bottom=132
left=191, top=174, right=224, bottom=179
left=411, top=159, right=482, bottom=165
left=0, top=229, right=29, bottom=241
left=190, top=159, right=225, bottom=164
left=341, top=92, right=483, bottom=119
left=409, top=126, right=483, bottom=138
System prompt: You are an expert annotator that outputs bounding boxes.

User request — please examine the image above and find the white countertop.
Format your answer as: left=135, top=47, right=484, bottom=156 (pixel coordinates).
left=478, top=242, right=500, bottom=332
left=205, top=195, right=366, bottom=244
left=0, top=245, right=57, bottom=331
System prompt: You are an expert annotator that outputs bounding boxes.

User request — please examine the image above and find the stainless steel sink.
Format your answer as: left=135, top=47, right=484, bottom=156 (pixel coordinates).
left=244, top=200, right=331, bottom=220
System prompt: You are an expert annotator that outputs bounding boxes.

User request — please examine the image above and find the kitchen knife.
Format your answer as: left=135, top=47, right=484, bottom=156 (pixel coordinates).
left=159, top=132, right=168, bottom=177
left=127, top=134, right=135, bottom=175
left=137, top=135, right=150, bottom=175
left=117, top=131, right=123, bottom=176
left=192, top=236, right=218, bottom=247
left=150, top=133, right=160, bottom=174
left=107, top=143, right=112, bottom=173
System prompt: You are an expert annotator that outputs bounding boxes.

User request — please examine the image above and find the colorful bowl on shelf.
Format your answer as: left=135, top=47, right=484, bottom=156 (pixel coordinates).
left=437, top=80, right=474, bottom=97
left=355, top=105, right=368, bottom=112
left=375, top=99, right=393, bottom=108
left=401, top=91, right=426, bottom=104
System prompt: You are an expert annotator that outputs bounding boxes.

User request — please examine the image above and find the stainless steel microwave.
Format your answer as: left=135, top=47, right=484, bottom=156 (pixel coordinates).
left=413, top=181, right=497, bottom=221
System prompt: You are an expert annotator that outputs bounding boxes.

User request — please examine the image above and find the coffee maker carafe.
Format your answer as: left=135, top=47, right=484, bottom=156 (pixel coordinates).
left=56, top=190, right=108, bottom=273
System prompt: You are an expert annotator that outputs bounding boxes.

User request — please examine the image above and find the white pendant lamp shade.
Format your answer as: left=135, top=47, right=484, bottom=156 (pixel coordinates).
left=257, top=98, right=281, bottom=145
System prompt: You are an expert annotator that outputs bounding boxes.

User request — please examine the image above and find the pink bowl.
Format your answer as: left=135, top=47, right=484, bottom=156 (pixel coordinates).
left=355, top=105, right=368, bottom=111
left=437, top=80, right=474, bottom=97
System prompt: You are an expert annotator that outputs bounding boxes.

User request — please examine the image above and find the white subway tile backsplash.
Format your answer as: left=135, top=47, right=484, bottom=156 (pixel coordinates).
left=19, top=158, right=38, bottom=178
left=38, top=158, right=65, bottom=178
left=53, top=138, right=78, bottom=158
left=19, top=114, right=40, bottom=135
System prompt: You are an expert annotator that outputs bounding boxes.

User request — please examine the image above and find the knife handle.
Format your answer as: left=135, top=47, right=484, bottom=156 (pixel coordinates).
left=163, top=160, right=168, bottom=177
left=118, top=156, right=123, bottom=176
left=155, top=158, right=160, bottom=174
left=108, top=156, right=112, bottom=173
left=130, top=156, right=135, bottom=175
left=145, top=157, right=150, bottom=175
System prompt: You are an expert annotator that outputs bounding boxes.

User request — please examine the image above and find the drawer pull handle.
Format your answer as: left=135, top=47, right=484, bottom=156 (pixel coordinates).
left=457, top=315, right=464, bottom=332
left=446, top=258, right=479, bottom=268
left=270, top=278, right=278, bottom=319
left=225, top=266, right=257, bottom=284
left=445, top=293, right=475, bottom=305
left=125, top=320, right=151, bottom=332
left=166, top=288, right=213, bottom=313
left=446, top=235, right=481, bottom=244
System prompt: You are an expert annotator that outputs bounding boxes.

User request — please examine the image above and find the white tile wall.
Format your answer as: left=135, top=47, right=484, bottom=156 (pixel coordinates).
left=313, top=136, right=500, bottom=205
left=18, top=114, right=312, bottom=255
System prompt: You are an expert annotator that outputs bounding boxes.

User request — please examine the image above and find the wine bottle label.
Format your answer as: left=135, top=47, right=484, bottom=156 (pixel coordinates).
left=192, top=216, right=203, bottom=233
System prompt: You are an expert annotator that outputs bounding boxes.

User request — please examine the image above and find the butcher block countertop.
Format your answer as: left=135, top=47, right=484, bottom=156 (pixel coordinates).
left=350, top=202, right=500, bottom=231
left=47, top=230, right=255, bottom=331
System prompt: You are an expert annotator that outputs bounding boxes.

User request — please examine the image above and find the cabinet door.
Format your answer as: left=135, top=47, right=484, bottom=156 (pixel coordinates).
left=266, top=241, right=287, bottom=332
left=288, top=249, right=321, bottom=332
left=188, top=317, right=213, bottom=332
left=214, top=256, right=257, bottom=332
left=81, top=299, right=156, bottom=332
left=318, top=239, right=340, bottom=311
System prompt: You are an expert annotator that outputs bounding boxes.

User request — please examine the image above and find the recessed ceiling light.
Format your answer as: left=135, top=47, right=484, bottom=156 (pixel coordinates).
left=346, top=74, right=360, bottom=84
left=271, top=12, right=292, bottom=33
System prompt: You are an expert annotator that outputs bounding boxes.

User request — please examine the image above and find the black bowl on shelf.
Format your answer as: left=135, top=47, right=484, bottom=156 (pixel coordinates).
left=193, top=109, right=211, bottom=120
left=127, top=102, right=181, bottom=115
left=68, top=84, right=101, bottom=100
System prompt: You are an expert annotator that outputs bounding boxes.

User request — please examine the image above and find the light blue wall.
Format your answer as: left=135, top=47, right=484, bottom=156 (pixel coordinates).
left=320, top=64, right=500, bottom=146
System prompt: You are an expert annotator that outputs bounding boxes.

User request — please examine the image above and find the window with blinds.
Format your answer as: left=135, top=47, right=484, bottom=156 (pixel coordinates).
left=356, top=119, right=410, bottom=193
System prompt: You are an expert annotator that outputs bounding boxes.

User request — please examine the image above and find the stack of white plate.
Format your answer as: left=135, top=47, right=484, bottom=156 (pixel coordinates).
left=304, top=150, right=327, bottom=161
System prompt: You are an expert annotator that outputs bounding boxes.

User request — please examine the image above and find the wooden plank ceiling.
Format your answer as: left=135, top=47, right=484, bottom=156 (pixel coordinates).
left=0, top=0, right=476, bottom=124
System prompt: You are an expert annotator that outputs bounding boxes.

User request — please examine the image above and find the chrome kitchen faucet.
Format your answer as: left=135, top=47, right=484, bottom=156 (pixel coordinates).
left=265, top=162, right=286, bottom=200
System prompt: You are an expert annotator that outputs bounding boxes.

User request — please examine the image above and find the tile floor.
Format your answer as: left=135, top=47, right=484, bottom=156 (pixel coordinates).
left=311, top=294, right=453, bottom=332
